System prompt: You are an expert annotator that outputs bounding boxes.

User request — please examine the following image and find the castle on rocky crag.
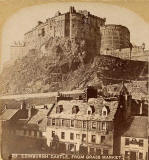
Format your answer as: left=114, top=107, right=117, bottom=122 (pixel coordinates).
left=10, top=6, right=148, bottom=63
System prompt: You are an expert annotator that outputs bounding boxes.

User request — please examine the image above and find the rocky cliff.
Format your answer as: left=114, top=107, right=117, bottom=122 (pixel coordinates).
left=0, top=37, right=148, bottom=95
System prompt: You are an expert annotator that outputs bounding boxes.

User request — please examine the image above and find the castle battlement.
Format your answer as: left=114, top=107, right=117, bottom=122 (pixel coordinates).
left=10, top=6, right=148, bottom=63
left=10, top=41, right=25, bottom=47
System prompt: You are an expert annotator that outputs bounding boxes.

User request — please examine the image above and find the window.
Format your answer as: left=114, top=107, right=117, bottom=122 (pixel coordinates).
left=92, top=122, right=97, bottom=129
left=139, top=140, right=144, bottom=147
left=70, top=133, right=74, bottom=140
left=29, top=130, right=31, bottom=136
left=90, top=148, right=95, bottom=155
left=83, top=121, right=87, bottom=128
left=96, top=149, right=101, bottom=155
left=101, top=136, right=105, bottom=143
left=69, top=144, right=75, bottom=152
left=87, top=105, right=95, bottom=115
left=52, top=131, right=55, bottom=137
left=102, top=106, right=109, bottom=117
left=125, top=138, right=129, bottom=145
left=91, top=135, right=96, bottom=143
left=61, top=119, right=64, bottom=126
left=76, top=134, right=80, bottom=139
left=52, top=119, right=55, bottom=125
left=24, top=130, right=26, bottom=136
left=103, top=149, right=108, bottom=155
left=103, top=111, right=107, bottom=116
left=102, top=122, right=106, bottom=130
left=56, top=105, right=63, bottom=113
left=139, top=152, right=143, bottom=159
left=88, top=110, right=91, bottom=115
left=82, top=134, right=86, bottom=142
left=125, top=151, right=129, bottom=158
left=39, top=132, right=42, bottom=137
left=71, top=120, right=74, bottom=127
left=72, top=105, right=79, bottom=114
left=61, top=132, right=65, bottom=139
left=90, top=105, right=95, bottom=113
left=34, top=131, right=37, bottom=137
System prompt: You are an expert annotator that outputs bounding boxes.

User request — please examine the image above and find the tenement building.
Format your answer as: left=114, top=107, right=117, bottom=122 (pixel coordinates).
left=47, top=98, right=117, bottom=154
left=46, top=86, right=132, bottom=155
left=0, top=102, right=53, bottom=159
left=121, top=116, right=148, bottom=160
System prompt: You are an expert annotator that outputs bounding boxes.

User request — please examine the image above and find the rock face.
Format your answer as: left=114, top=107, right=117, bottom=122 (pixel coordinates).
left=0, top=37, right=148, bottom=95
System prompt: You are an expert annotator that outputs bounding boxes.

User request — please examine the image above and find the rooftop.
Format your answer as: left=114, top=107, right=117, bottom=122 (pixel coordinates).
left=49, top=97, right=118, bottom=121
left=122, top=116, right=148, bottom=138
left=24, top=104, right=54, bottom=132
left=0, top=109, right=19, bottom=121
left=107, top=82, right=148, bottom=100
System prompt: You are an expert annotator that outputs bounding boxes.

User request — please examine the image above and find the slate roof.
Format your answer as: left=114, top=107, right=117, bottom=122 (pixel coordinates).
left=0, top=109, right=19, bottom=121
left=122, top=116, right=148, bottom=138
left=49, top=98, right=118, bottom=121
left=28, top=108, right=50, bottom=124
left=24, top=104, right=53, bottom=132
left=107, top=82, right=148, bottom=100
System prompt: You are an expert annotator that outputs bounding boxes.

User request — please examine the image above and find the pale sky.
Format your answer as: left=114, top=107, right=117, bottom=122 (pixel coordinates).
left=1, top=2, right=149, bottom=66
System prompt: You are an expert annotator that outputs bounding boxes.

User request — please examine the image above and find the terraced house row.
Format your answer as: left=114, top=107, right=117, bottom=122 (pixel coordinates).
left=0, top=84, right=148, bottom=160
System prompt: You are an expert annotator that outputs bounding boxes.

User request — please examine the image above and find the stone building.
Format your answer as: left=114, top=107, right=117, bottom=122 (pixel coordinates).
left=10, top=41, right=26, bottom=63
left=45, top=85, right=132, bottom=155
left=100, top=24, right=130, bottom=51
left=9, top=6, right=149, bottom=64
left=120, top=116, right=148, bottom=160
left=0, top=102, right=54, bottom=159
left=24, top=6, right=106, bottom=54
left=101, top=43, right=149, bottom=61
left=47, top=98, right=117, bottom=154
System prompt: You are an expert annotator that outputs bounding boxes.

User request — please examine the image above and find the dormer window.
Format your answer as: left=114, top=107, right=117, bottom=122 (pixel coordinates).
left=88, top=110, right=91, bottom=115
left=56, top=105, right=63, bottom=113
left=72, top=105, right=79, bottom=114
left=102, top=106, right=110, bottom=117
left=103, top=111, right=107, bottom=116
left=87, top=105, right=95, bottom=115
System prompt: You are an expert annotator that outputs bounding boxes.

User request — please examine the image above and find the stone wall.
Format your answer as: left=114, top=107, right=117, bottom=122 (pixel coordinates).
left=100, top=46, right=149, bottom=61
left=23, top=7, right=105, bottom=53
left=100, top=25, right=130, bottom=51
left=10, top=44, right=26, bottom=63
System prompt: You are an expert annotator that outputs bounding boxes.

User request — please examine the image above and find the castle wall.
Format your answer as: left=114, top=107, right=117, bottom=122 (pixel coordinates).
left=100, top=25, right=130, bottom=51
left=24, top=13, right=70, bottom=51
left=101, top=47, right=149, bottom=61
left=12, top=7, right=147, bottom=63
left=70, top=11, right=105, bottom=41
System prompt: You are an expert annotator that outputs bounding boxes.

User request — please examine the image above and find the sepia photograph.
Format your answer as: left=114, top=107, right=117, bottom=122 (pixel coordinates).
left=0, top=1, right=148, bottom=160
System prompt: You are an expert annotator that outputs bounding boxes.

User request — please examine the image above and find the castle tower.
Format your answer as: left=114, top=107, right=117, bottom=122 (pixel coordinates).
left=69, top=6, right=76, bottom=39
